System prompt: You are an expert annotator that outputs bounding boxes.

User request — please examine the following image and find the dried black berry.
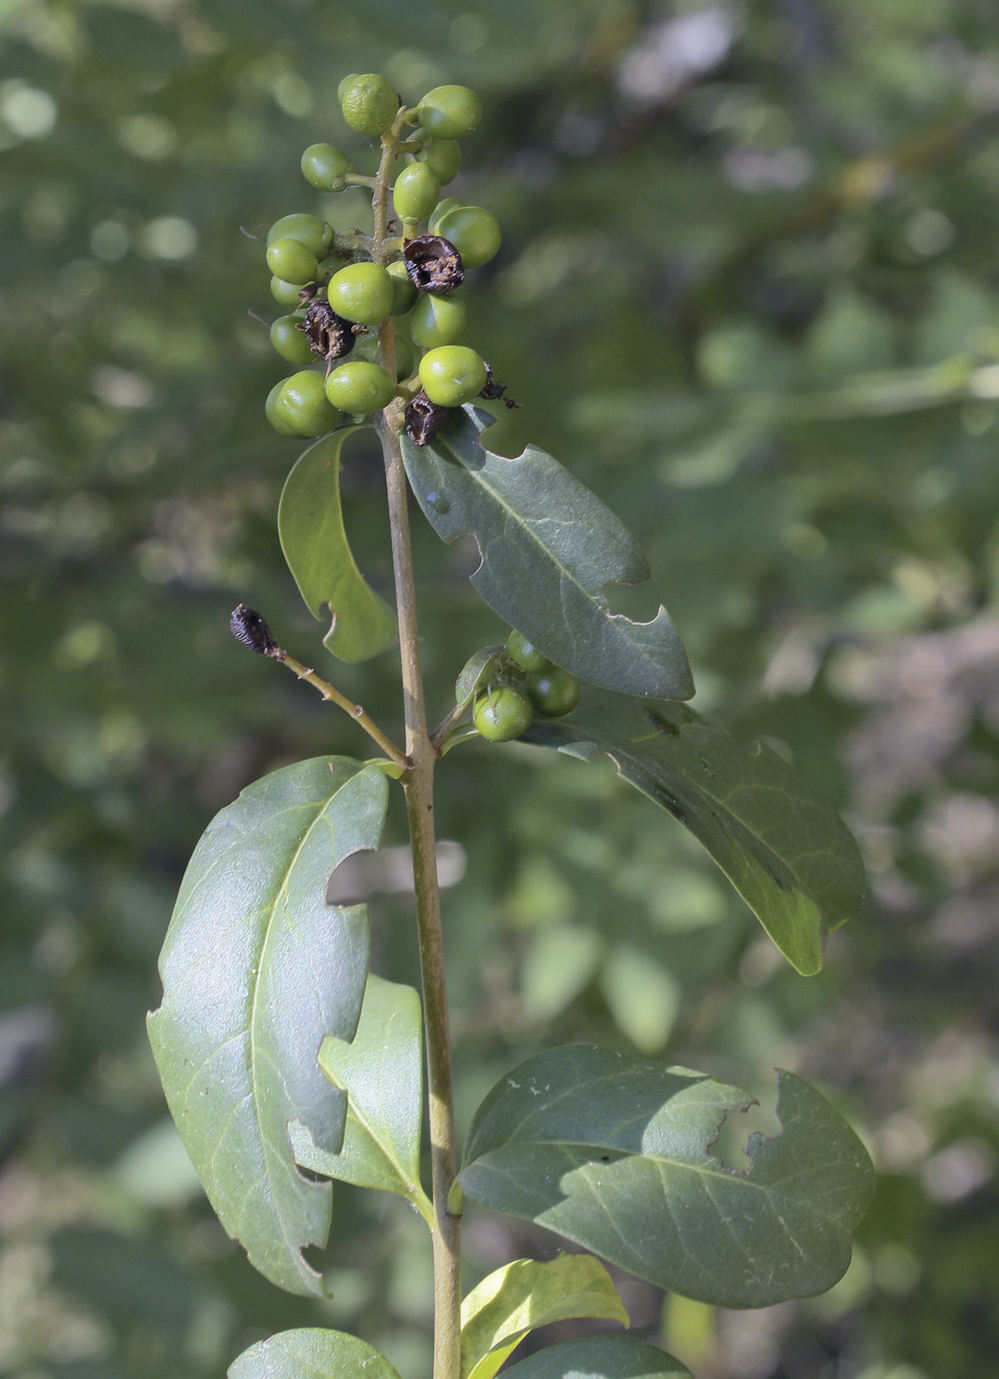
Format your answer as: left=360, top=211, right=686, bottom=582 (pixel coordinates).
left=479, top=362, right=521, bottom=409
left=403, top=235, right=464, bottom=293
left=300, top=299, right=356, bottom=363
left=230, top=604, right=283, bottom=658
left=405, top=390, right=450, bottom=447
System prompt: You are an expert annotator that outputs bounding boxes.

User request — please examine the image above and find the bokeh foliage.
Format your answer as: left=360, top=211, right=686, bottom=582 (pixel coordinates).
left=2, top=1, right=999, bottom=1376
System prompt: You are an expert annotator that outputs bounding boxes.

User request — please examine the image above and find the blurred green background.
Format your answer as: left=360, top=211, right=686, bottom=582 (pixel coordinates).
left=3, top=1, right=999, bottom=1376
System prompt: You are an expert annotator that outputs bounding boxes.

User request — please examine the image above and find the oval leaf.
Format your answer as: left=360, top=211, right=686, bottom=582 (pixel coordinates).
left=289, top=974, right=432, bottom=1222
left=458, top=1047, right=876, bottom=1309
left=278, top=428, right=396, bottom=663
left=147, top=757, right=388, bottom=1297
left=400, top=407, right=693, bottom=699
left=461, top=1254, right=629, bottom=1379
left=229, top=1328, right=400, bottom=1379
left=501, top=1338, right=691, bottom=1379
left=523, top=688, right=866, bottom=974
left=455, top=644, right=506, bottom=706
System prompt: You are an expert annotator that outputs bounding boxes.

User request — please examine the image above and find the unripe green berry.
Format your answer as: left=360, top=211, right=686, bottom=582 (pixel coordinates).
left=387, top=259, right=418, bottom=315
left=419, top=345, right=487, bottom=407
left=428, top=198, right=464, bottom=234
left=273, top=371, right=341, bottom=436
left=436, top=205, right=501, bottom=268
left=339, top=73, right=399, bottom=136
left=325, top=360, right=396, bottom=414
left=420, top=138, right=461, bottom=185
left=474, top=687, right=533, bottom=742
left=411, top=291, right=466, bottom=348
left=301, top=143, right=354, bottom=191
left=352, top=331, right=416, bottom=378
left=266, top=213, right=331, bottom=260
left=266, top=381, right=299, bottom=435
left=393, top=162, right=441, bottom=222
left=271, top=275, right=303, bottom=308
left=266, top=236, right=318, bottom=285
left=327, top=262, right=395, bottom=325
left=506, top=630, right=552, bottom=674
left=526, top=667, right=581, bottom=717
left=417, top=85, right=482, bottom=140
left=270, top=314, right=315, bottom=366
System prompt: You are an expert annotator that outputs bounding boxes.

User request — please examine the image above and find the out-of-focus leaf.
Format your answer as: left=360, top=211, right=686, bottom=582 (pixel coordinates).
left=499, top=1337, right=692, bottom=1379
left=458, top=1046, right=875, bottom=1308
left=461, top=1253, right=629, bottom=1379
left=523, top=688, right=866, bottom=974
left=400, top=407, right=693, bottom=699
left=289, top=974, right=432, bottom=1221
left=229, top=1328, right=401, bottom=1379
left=278, top=428, right=396, bottom=663
left=148, top=757, right=387, bottom=1297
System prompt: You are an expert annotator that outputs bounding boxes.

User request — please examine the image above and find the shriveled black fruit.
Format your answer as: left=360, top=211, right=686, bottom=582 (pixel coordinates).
left=403, top=234, right=464, bottom=293
left=405, top=389, right=450, bottom=447
left=230, top=604, right=282, bottom=658
left=301, top=298, right=357, bottom=363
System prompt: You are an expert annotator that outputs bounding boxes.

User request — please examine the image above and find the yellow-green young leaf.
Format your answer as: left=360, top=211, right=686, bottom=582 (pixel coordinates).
left=523, top=688, right=866, bottom=975
left=289, top=975, right=432, bottom=1224
left=461, top=1254, right=629, bottom=1379
left=500, top=1338, right=691, bottom=1379
left=278, top=427, right=396, bottom=663
left=229, top=1328, right=400, bottom=1379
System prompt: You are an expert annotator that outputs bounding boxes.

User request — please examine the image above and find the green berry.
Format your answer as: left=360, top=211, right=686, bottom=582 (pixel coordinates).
left=353, top=332, right=416, bottom=379
left=265, top=381, right=299, bottom=435
left=327, top=262, right=395, bottom=325
left=436, top=205, right=501, bottom=268
left=428, top=198, right=464, bottom=234
left=387, top=259, right=418, bottom=315
left=337, top=74, right=360, bottom=103
left=325, top=360, right=396, bottom=414
left=270, top=314, right=315, bottom=366
left=420, top=138, right=461, bottom=185
left=273, top=371, right=341, bottom=436
left=505, top=630, right=552, bottom=674
left=393, top=162, right=442, bottom=222
left=301, top=143, right=353, bottom=191
left=271, top=275, right=304, bottom=308
left=266, top=213, right=331, bottom=260
left=526, top=668, right=580, bottom=717
left=266, top=236, right=318, bottom=285
left=411, top=291, right=466, bottom=348
left=417, top=85, right=482, bottom=140
left=339, top=73, right=399, bottom=136
left=419, top=346, right=487, bottom=407
left=474, top=687, right=533, bottom=742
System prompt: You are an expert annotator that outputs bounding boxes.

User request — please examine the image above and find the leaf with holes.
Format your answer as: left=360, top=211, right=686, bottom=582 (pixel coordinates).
left=522, top=688, right=865, bottom=974
left=278, top=427, right=396, bottom=662
left=400, top=406, right=693, bottom=699
left=148, top=757, right=387, bottom=1297
left=289, top=974, right=432, bottom=1222
left=461, top=1254, right=630, bottom=1379
left=500, top=1338, right=692, bottom=1379
left=229, top=1328, right=400, bottom=1379
left=458, top=1046, right=875, bottom=1308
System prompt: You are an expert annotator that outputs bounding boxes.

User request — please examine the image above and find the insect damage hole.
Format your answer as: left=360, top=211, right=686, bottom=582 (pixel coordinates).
left=709, top=1079, right=782, bottom=1172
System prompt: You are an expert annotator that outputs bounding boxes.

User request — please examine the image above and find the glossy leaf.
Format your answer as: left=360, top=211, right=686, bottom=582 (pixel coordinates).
left=289, top=974, right=432, bottom=1222
left=458, top=1046, right=876, bottom=1309
left=278, top=428, right=396, bottom=663
left=523, top=688, right=866, bottom=974
left=455, top=644, right=506, bottom=705
left=500, top=1338, right=691, bottom=1379
left=461, top=1254, right=629, bottom=1379
left=148, top=757, right=388, bottom=1297
left=400, top=406, right=693, bottom=699
left=229, top=1328, right=400, bottom=1379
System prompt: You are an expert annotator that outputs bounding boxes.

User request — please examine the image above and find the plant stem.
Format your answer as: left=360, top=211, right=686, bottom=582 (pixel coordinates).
left=373, top=121, right=462, bottom=1379
left=277, top=652, right=409, bottom=769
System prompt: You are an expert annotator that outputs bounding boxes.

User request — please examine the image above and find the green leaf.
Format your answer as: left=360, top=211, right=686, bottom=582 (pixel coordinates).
left=400, top=407, right=693, bottom=699
left=289, top=974, right=432, bottom=1223
left=278, top=428, right=396, bottom=663
left=455, top=644, right=506, bottom=706
left=229, top=1328, right=401, bottom=1379
left=147, top=757, right=388, bottom=1297
left=522, top=688, right=866, bottom=975
left=500, top=1338, right=692, bottom=1379
left=458, top=1046, right=876, bottom=1309
left=461, top=1253, right=630, bottom=1379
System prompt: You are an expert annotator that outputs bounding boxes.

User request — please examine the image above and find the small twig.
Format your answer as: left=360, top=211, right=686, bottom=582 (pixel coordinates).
left=345, top=174, right=376, bottom=188
left=429, top=701, right=470, bottom=754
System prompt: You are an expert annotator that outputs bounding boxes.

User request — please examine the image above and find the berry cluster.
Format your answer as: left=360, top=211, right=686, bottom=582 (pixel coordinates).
left=468, top=630, right=581, bottom=742
left=263, top=74, right=513, bottom=445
